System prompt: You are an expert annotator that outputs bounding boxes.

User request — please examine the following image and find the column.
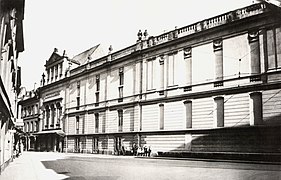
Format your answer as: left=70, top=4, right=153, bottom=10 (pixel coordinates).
left=159, top=55, right=165, bottom=90
left=213, top=39, right=223, bottom=81
left=184, top=47, right=192, bottom=86
left=248, top=30, right=261, bottom=75
left=184, top=100, right=192, bottom=128
left=249, top=92, right=263, bottom=125
left=213, top=96, right=224, bottom=127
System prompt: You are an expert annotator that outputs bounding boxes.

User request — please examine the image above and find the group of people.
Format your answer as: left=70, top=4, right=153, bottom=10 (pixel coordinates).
left=132, top=143, right=151, bottom=157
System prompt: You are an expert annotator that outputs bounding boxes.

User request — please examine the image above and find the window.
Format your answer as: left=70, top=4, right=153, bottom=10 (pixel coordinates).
left=76, top=97, right=80, bottom=110
left=147, top=59, right=154, bottom=90
left=118, top=68, right=124, bottom=102
left=96, top=75, right=100, bottom=91
left=55, top=64, right=58, bottom=79
left=168, top=52, right=176, bottom=86
left=77, top=81, right=80, bottom=96
left=59, top=63, right=63, bottom=77
left=76, top=116, right=79, bottom=134
left=267, top=28, right=281, bottom=70
left=46, top=107, right=50, bottom=128
left=28, top=106, right=31, bottom=116
left=118, top=110, right=123, bottom=132
left=76, top=81, right=80, bottom=110
left=119, top=67, right=124, bottom=86
left=95, top=92, right=99, bottom=104
left=51, top=105, right=55, bottom=127
left=95, top=113, right=99, bottom=133
left=51, top=67, right=54, bottom=80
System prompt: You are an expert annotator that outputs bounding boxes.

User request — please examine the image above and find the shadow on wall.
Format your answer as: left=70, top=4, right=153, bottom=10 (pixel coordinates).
left=150, top=116, right=281, bottom=161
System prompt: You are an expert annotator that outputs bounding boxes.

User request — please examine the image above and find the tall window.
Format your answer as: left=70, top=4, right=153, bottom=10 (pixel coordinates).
left=95, top=75, right=100, bottom=106
left=168, top=52, right=177, bottom=86
left=76, top=116, right=79, bottom=134
left=46, top=107, right=50, bottom=129
left=95, top=113, right=99, bottom=133
left=96, top=75, right=100, bottom=91
left=267, top=27, right=281, bottom=70
left=59, top=63, right=63, bottom=77
left=147, top=59, right=154, bottom=90
left=76, top=81, right=80, bottom=110
left=118, top=110, right=123, bottom=132
left=118, top=67, right=124, bottom=101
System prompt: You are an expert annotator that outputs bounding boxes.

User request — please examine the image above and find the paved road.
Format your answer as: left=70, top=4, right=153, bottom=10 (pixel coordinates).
left=1, top=152, right=281, bottom=180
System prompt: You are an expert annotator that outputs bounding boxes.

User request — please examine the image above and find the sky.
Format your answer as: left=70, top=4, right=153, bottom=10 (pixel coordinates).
left=19, top=0, right=266, bottom=90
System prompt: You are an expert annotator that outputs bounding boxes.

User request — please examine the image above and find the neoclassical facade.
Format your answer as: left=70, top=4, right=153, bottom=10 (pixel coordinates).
left=22, top=2, right=281, bottom=159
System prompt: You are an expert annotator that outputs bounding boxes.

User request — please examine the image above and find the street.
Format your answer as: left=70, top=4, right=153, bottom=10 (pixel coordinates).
left=1, top=152, right=280, bottom=180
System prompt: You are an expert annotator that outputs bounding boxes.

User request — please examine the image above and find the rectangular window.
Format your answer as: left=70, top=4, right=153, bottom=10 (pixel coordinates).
left=119, top=87, right=123, bottom=99
left=119, top=67, right=124, bottom=86
left=51, top=67, right=54, bottom=80
left=76, top=97, right=80, bottom=110
left=46, top=109, right=50, bottom=128
left=118, top=110, right=123, bottom=132
left=76, top=116, right=79, bottom=134
left=266, top=27, right=281, bottom=70
left=59, top=63, right=63, bottom=77
left=96, top=75, right=100, bottom=91
left=267, top=29, right=276, bottom=70
left=168, top=52, right=176, bottom=86
left=118, top=67, right=124, bottom=102
left=147, top=59, right=154, bottom=90
left=95, top=113, right=99, bottom=133
left=77, top=81, right=80, bottom=96
left=95, top=92, right=99, bottom=103
left=76, top=81, right=80, bottom=110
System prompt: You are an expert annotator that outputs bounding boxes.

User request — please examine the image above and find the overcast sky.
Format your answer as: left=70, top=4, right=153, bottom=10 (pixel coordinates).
left=19, top=0, right=260, bottom=90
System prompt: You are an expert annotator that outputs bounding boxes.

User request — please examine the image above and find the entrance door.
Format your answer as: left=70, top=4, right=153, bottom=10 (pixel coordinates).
left=114, top=137, right=123, bottom=155
left=74, top=137, right=80, bottom=153
left=92, top=137, right=99, bottom=153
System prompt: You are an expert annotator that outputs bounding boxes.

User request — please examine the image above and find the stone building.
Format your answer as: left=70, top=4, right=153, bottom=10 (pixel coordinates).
left=0, top=0, right=25, bottom=172
left=18, top=90, right=40, bottom=151
left=22, top=2, right=281, bottom=160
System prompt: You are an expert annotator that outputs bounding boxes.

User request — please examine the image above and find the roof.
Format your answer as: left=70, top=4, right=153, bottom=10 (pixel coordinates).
left=72, top=44, right=100, bottom=65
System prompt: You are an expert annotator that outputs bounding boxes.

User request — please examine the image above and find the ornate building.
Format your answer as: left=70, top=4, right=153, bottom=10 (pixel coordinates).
left=0, top=0, right=25, bottom=172
left=21, top=2, right=281, bottom=160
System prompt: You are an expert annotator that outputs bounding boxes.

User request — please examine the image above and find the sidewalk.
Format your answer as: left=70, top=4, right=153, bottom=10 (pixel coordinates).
left=0, top=152, right=68, bottom=180
left=0, top=151, right=136, bottom=180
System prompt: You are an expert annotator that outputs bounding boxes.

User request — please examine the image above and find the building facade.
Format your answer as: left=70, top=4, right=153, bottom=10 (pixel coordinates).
left=22, top=2, right=281, bottom=159
left=18, top=90, right=40, bottom=151
left=0, top=0, right=25, bottom=172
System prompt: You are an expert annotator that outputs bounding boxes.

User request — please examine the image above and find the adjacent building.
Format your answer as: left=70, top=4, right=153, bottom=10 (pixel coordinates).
left=0, top=0, right=25, bottom=172
left=20, top=2, right=281, bottom=160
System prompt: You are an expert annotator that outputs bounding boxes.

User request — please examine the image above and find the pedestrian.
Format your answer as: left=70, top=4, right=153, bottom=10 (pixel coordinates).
left=148, top=146, right=151, bottom=157
left=144, top=145, right=148, bottom=156
left=132, top=143, right=137, bottom=156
